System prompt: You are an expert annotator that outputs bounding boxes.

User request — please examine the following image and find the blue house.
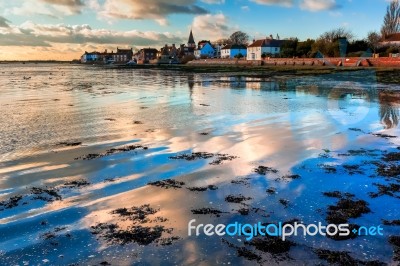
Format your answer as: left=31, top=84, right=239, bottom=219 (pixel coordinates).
left=194, top=41, right=215, bottom=59
left=221, top=44, right=247, bottom=59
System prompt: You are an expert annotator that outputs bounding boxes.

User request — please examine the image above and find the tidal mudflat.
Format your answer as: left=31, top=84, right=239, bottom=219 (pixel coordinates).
left=0, top=64, right=399, bottom=265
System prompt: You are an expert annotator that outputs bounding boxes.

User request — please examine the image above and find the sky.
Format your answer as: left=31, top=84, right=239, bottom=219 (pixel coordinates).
left=0, top=0, right=393, bottom=60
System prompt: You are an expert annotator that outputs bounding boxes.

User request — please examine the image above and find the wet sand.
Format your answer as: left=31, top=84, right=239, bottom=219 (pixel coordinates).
left=0, top=64, right=399, bottom=265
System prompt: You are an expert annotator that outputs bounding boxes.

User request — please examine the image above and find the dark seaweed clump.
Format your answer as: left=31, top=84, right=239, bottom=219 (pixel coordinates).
left=343, top=164, right=364, bottom=175
left=319, top=164, right=337, bottom=173
left=225, top=194, right=252, bottom=203
left=376, top=163, right=400, bottom=177
left=382, top=220, right=400, bottom=226
left=57, top=142, right=82, bottom=147
left=91, top=204, right=176, bottom=246
left=326, top=195, right=370, bottom=224
left=210, top=154, right=237, bottom=165
left=31, top=187, right=62, bottom=201
left=246, top=236, right=295, bottom=256
left=91, top=223, right=165, bottom=246
left=314, top=249, right=385, bottom=265
left=148, top=179, right=185, bottom=189
left=373, top=133, right=397, bottom=139
left=279, top=199, right=290, bottom=208
left=231, top=177, right=251, bottom=187
left=110, top=205, right=159, bottom=223
left=222, top=239, right=262, bottom=263
left=0, top=195, right=23, bottom=210
left=169, top=152, right=214, bottom=161
left=191, top=208, right=227, bottom=217
left=383, top=152, right=400, bottom=162
left=266, top=187, right=277, bottom=194
left=322, top=191, right=355, bottom=198
left=62, top=179, right=90, bottom=188
left=169, top=152, right=237, bottom=165
left=277, top=174, right=301, bottom=181
left=75, top=144, right=148, bottom=160
left=369, top=183, right=400, bottom=199
left=389, top=236, right=400, bottom=261
left=187, top=185, right=218, bottom=192
left=254, top=166, right=278, bottom=175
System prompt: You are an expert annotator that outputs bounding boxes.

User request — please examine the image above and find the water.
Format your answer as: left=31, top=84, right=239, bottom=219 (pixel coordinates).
left=0, top=64, right=399, bottom=265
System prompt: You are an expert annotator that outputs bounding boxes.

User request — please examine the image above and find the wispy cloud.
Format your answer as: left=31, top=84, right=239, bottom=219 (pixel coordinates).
left=97, top=0, right=209, bottom=25
left=192, top=13, right=236, bottom=40
left=299, top=0, right=338, bottom=11
left=0, top=21, right=185, bottom=48
left=0, top=16, right=11, bottom=28
left=249, top=0, right=294, bottom=7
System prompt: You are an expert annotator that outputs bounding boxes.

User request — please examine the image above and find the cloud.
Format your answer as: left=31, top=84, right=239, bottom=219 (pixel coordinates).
left=98, top=0, right=209, bottom=24
left=300, top=0, right=338, bottom=11
left=40, top=0, right=84, bottom=14
left=0, top=21, right=185, bottom=48
left=192, top=13, right=236, bottom=40
left=241, top=5, right=250, bottom=11
left=201, top=0, right=225, bottom=4
left=0, top=16, right=11, bottom=28
left=249, top=0, right=294, bottom=7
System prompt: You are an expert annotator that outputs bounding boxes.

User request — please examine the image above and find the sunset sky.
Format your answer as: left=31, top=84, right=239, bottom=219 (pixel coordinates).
left=0, top=0, right=391, bottom=60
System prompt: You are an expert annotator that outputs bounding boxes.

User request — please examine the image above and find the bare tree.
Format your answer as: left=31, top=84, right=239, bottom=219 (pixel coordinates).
left=381, top=0, right=400, bottom=38
left=366, top=31, right=381, bottom=53
left=229, top=31, right=249, bottom=45
left=319, top=27, right=354, bottom=42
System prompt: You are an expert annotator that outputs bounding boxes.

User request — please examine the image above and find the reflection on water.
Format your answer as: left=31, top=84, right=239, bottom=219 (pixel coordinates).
left=0, top=65, right=399, bottom=265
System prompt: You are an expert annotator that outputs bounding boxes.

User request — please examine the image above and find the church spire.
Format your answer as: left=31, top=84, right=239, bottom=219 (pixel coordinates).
left=188, top=29, right=195, bottom=48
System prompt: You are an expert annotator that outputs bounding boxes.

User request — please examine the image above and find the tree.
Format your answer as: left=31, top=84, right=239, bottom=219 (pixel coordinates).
left=312, top=28, right=354, bottom=57
left=366, top=31, right=381, bottom=53
left=280, top=38, right=298, bottom=58
left=296, top=39, right=315, bottom=57
left=319, top=27, right=354, bottom=43
left=229, top=31, right=249, bottom=45
left=234, top=53, right=244, bottom=59
left=381, top=0, right=400, bottom=38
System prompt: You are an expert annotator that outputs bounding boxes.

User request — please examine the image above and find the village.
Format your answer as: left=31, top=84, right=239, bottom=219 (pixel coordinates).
left=80, top=28, right=400, bottom=67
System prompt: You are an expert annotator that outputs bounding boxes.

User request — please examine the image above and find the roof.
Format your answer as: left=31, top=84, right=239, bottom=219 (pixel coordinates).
left=382, top=33, right=400, bottom=42
left=221, top=44, right=247, bottom=50
left=141, top=48, right=158, bottom=52
left=188, top=30, right=195, bottom=44
left=247, top=39, right=284, bottom=48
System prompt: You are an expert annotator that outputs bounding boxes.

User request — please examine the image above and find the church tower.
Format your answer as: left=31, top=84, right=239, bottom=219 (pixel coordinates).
left=188, top=29, right=196, bottom=48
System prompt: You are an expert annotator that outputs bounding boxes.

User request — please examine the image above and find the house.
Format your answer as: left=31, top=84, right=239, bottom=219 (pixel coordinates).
left=138, top=48, right=158, bottom=63
left=380, top=33, right=400, bottom=46
left=81, top=48, right=133, bottom=64
left=247, top=38, right=284, bottom=60
left=81, top=51, right=100, bottom=63
left=158, top=44, right=179, bottom=64
left=103, top=48, right=133, bottom=63
left=221, top=44, right=247, bottom=59
left=194, top=40, right=215, bottom=59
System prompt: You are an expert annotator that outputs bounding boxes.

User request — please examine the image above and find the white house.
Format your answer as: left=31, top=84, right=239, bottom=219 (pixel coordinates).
left=221, top=44, right=248, bottom=59
left=81, top=51, right=99, bottom=63
left=247, top=39, right=284, bottom=60
left=380, top=33, right=400, bottom=47
left=194, top=41, right=215, bottom=59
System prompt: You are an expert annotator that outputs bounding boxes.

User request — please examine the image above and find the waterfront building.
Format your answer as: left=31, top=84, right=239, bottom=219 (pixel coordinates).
left=221, top=44, right=248, bottom=59
left=247, top=38, right=284, bottom=60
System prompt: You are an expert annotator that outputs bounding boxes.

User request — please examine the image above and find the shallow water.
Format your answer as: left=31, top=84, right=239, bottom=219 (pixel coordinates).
left=0, top=64, right=399, bottom=265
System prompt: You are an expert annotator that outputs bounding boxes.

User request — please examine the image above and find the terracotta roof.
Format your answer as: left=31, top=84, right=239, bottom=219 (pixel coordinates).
left=247, top=39, right=284, bottom=48
left=221, top=44, right=247, bottom=50
left=383, top=33, right=400, bottom=42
